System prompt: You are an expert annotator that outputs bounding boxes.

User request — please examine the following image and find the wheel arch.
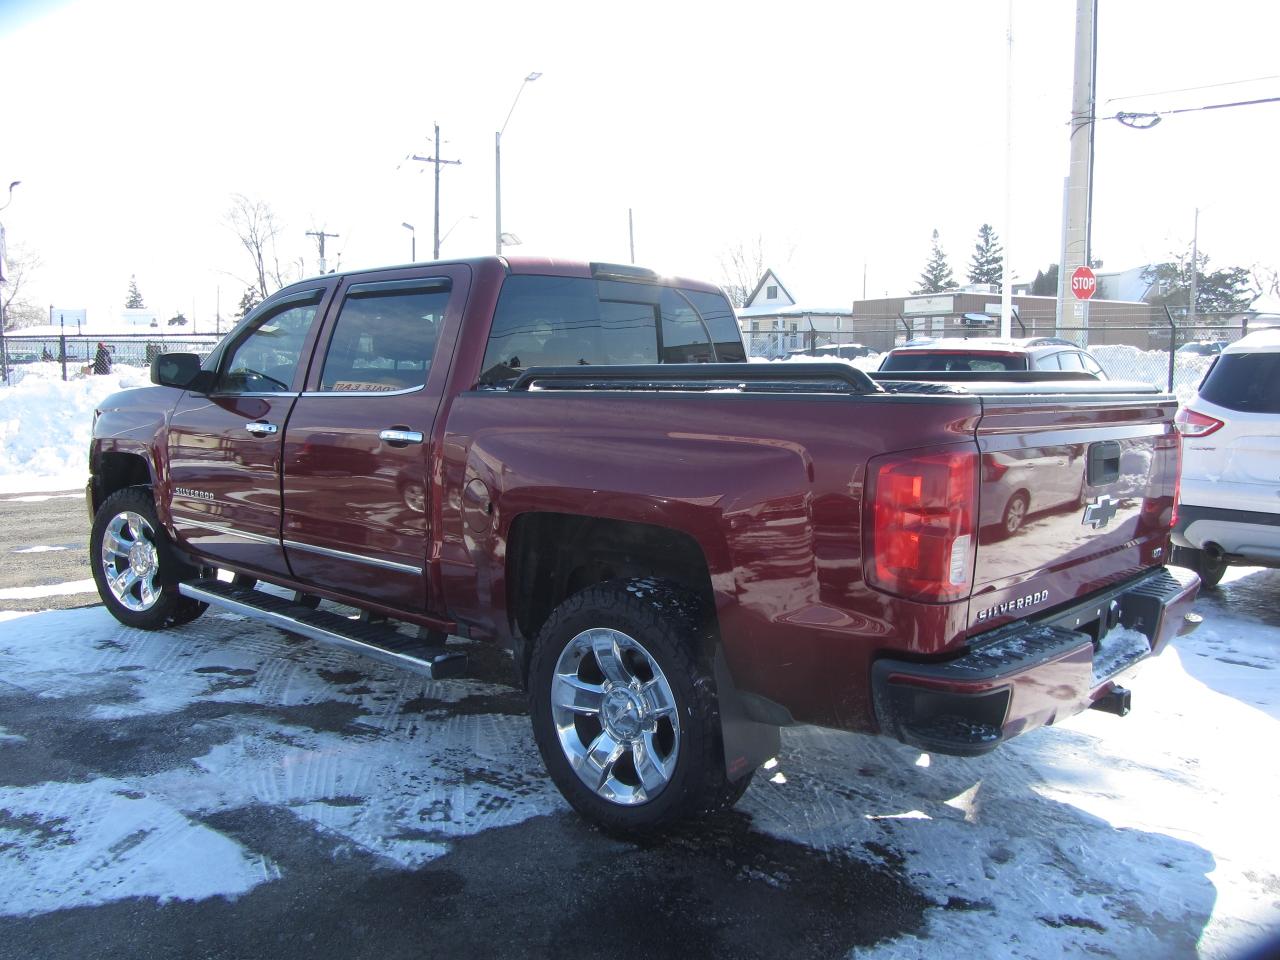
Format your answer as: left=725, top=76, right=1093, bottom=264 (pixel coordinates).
left=505, top=511, right=720, bottom=686
left=90, top=449, right=155, bottom=516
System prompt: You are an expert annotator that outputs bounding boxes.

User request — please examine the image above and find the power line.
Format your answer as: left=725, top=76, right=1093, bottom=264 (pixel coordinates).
left=1086, top=95, right=1280, bottom=129
left=1105, top=73, right=1280, bottom=104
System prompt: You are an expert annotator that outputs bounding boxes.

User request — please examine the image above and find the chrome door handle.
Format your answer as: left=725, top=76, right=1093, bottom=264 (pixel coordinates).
left=245, top=421, right=278, bottom=435
left=379, top=428, right=423, bottom=445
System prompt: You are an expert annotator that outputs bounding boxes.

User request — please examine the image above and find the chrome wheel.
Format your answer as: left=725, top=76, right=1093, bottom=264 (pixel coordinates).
left=100, top=511, right=161, bottom=612
left=550, top=628, right=681, bottom=806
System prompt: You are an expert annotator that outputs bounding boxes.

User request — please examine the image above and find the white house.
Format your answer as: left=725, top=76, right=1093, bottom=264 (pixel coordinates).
left=735, top=269, right=855, bottom=335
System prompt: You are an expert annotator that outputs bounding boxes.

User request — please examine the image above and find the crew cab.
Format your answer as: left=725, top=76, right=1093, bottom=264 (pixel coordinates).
left=87, top=256, right=1198, bottom=833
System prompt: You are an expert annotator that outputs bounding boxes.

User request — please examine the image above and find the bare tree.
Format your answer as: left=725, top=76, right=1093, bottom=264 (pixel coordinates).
left=719, top=236, right=768, bottom=307
left=0, top=243, right=44, bottom=330
left=226, top=194, right=288, bottom=299
left=1252, top=264, right=1279, bottom=301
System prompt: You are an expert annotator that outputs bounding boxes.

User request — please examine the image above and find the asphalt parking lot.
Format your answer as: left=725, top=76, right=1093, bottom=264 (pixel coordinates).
left=1, top=492, right=1277, bottom=958
left=0, top=491, right=96, bottom=611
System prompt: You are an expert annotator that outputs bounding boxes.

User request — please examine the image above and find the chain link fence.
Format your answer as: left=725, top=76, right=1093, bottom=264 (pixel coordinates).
left=743, top=309, right=1266, bottom=399
left=0, top=333, right=221, bottom=385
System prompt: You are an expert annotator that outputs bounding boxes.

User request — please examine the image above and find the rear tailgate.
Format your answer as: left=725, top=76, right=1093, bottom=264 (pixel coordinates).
left=967, top=387, right=1180, bottom=635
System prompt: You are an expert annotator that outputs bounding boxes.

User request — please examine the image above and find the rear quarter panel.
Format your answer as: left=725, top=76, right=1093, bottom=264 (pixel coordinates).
left=438, top=389, right=981, bottom=728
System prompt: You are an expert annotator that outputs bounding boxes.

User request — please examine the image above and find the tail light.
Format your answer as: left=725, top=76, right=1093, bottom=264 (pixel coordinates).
left=865, top=448, right=978, bottom=602
left=1174, top=407, right=1223, bottom=437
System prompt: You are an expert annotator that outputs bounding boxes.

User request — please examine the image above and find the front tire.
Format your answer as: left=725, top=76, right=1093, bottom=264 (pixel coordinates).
left=528, top=579, right=744, bottom=835
left=90, top=487, right=207, bottom=629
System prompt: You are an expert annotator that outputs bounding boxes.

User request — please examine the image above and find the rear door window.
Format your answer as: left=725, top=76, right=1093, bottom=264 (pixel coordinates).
left=317, top=280, right=450, bottom=392
left=478, top=275, right=742, bottom=385
left=1056, top=351, right=1084, bottom=371
left=1199, top=353, right=1280, bottom=413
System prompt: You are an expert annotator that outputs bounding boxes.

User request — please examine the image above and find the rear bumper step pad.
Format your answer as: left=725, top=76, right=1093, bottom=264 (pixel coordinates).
left=871, top=565, right=1200, bottom=757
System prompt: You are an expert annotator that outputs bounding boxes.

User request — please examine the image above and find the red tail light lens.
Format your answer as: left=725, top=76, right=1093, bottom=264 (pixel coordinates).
left=865, top=449, right=978, bottom=602
left=1170, top=431, right=1182, bottom=528
left=1174, top=407, right=1223, bottom=437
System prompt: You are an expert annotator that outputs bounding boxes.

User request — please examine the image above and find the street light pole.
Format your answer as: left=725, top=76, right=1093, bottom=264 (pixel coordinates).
left=495, top=72, right=541, bottom=256
left=402, top=222, right=416, bottom=262
left=0, top=180, right=21, bottom=386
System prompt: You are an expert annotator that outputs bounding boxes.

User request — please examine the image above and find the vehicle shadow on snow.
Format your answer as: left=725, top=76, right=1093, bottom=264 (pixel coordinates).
left=746, top=727, right=1219, bottom=958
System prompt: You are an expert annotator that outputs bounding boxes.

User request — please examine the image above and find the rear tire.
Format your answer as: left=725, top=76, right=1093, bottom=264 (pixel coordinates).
left=528, top=578, right=746, bottom=835
left=1170, top=545, right=1227, bottom=589
left=90, top=487, right=207, bottom=629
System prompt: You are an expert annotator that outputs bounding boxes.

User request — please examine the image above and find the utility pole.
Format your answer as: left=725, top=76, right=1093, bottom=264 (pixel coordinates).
left=411, top=123, right=461, bottom=260
left=1060, top=0, right=1097, bottom=341
left=999, top=0, right=1014, bottom=340
left=628, top=208, right=635, bottom=264
left=306, top=229, right=339, bottom=274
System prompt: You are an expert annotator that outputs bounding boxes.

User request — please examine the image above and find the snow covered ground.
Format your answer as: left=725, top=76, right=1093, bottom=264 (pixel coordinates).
left=1, top=565, right=1278, bottom=956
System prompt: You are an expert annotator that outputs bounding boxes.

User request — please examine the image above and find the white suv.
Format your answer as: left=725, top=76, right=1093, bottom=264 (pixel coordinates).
left=1172, top=328, right=1280, bottom=586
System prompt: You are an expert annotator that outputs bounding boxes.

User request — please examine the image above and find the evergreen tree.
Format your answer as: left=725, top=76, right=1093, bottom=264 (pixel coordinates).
left=914, top=229, right=958, bottom=295
left=236, top=286, right=261, bottom=320
left=1142, top=248, right=1259, bottom=316
left=125, top=275, right=145, bottom=309
left=1030, top=264, right=1059, bottom=296
left=167, top=311, right=188, bottom=327
left=966, top=224, right=1004, bottom=287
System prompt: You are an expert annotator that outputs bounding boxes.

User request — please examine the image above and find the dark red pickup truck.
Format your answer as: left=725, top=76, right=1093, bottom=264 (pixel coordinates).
left=87, top=256, right=1199, bottom=832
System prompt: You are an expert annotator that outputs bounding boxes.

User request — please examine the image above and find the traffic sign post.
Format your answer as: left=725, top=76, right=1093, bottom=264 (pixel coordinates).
left=1071, top=265, right=1097, bottom=300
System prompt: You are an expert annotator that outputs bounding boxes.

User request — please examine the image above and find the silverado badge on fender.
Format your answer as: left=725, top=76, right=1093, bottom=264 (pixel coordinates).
left=1082, top=494, right=1120, bottom=529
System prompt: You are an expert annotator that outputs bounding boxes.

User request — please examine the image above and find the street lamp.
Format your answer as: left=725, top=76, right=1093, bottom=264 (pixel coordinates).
left=0, top=180, right=21, bottom=385
left=495, top=72, right=541, bottom=256
left=401, top=222, right=416, bottom=262
left=0, top=180, right=19, bottom=213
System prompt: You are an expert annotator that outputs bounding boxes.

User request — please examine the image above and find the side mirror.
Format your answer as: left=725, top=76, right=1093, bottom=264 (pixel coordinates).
left=151, top=352, right=209, bottom=391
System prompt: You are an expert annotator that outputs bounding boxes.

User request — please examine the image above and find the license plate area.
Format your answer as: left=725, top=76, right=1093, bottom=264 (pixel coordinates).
left=1050, top=598, right=1122, bottom=648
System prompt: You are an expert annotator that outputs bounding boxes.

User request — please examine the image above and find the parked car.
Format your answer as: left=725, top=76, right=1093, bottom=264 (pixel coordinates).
left=87, top=257, right=1195, bottom=834
left=1176, top=340, right=1226, bottom=357
left=785, top=343, right=874, bottom=360
left=1171, top=328, right=1280, bottom=586
left=880, top=337, right=1108, bottom=378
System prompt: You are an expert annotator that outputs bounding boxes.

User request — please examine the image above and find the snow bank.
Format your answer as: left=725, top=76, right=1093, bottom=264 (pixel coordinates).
left=1090, top=344, right=1214, bottom=403
left=0, top=363, right=151, bottom=494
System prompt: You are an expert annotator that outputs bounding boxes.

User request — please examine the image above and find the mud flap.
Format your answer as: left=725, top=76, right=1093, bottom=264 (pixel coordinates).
left=713, top=647, right=782, bottom=782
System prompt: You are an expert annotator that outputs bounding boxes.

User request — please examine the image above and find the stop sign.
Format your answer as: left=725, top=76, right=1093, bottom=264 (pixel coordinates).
left=1071, top=265, right=1097, bottom=300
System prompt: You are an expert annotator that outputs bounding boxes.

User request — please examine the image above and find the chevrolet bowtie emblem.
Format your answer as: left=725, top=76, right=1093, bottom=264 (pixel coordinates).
left=1082, top=494, right=1120, bottom=529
